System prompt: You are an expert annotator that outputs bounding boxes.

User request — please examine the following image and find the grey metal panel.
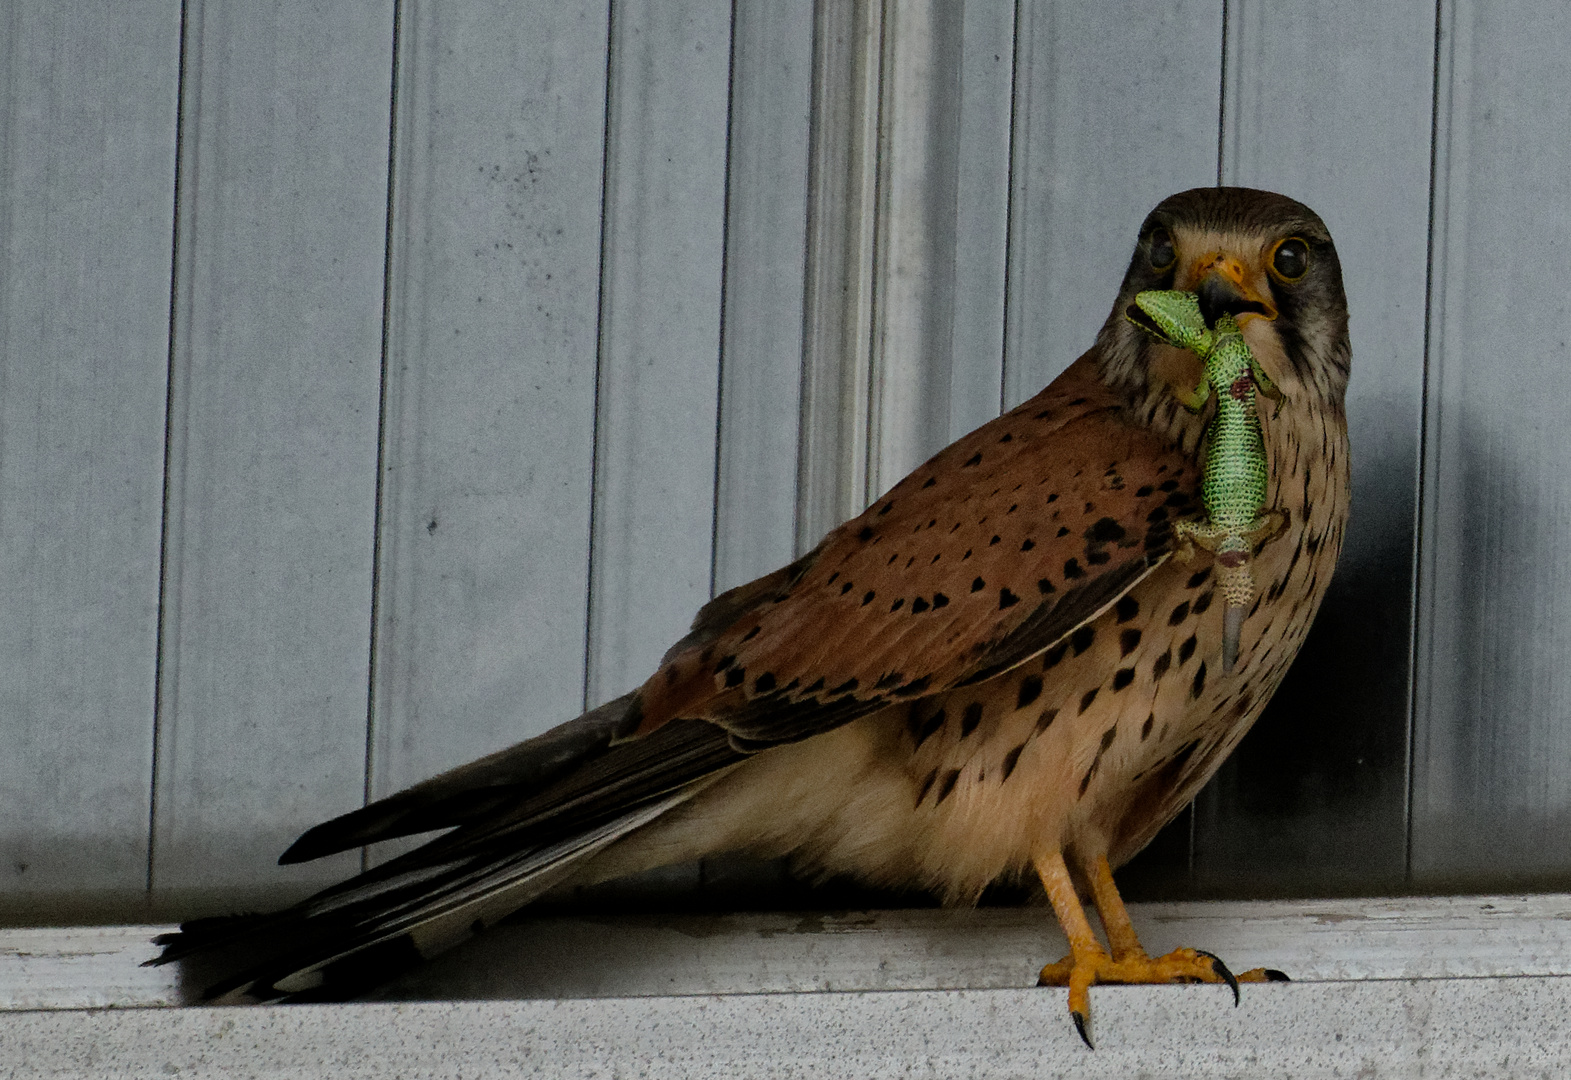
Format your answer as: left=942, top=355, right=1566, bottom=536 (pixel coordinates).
left=1187, top=0, right=1437, bottom=897
left=370, top=0, right=612, bottom=803
left=1003, top=0, right=1223, bottom=408
left=865, top=0, right=1017, bottom=496
left=1412, top=0, right=1571, bottom=889
left=946, top=0, right=1017, bottom=442
left=795, top=0, right=881, bottom=551
left=584, top=0, right=734, bottom=707
left=865, top=0, right=960, bottom=495
left=797, top=0, right=1017, bottom=549
left=711, top=0, right=814, bottom=595
left=154, top=0, right=391, bottom=908
left=0, top=3, right=179, bottom=914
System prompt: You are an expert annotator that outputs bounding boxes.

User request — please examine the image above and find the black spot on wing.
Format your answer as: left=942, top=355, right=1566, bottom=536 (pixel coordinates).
left=1085, top=518, right=1124, bottom=542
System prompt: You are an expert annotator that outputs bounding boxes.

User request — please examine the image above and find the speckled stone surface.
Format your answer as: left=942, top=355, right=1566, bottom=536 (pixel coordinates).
left=6, top=977, right=1571, bottom=1079
left=12, top=894, right=1571, bottom=1011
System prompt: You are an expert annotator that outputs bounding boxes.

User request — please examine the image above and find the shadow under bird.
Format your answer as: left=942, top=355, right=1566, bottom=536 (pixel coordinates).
left=152, top=186, right=1350, bottom=1048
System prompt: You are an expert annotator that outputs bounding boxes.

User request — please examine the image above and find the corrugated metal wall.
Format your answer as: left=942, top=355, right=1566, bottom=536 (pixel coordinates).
left=2, top=0, right=1567, bottom=923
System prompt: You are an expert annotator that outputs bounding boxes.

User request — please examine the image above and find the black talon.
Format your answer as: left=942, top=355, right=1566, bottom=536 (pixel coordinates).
left=1072, top=1010, right=1094, bottom=1050
left=1264, top=969, right=1291, bottom=982
left=1196, top=949, right=1240, bottom=1006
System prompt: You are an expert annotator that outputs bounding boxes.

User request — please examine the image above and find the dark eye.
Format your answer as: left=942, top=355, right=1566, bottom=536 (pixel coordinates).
left=1148, top=228, right=1176, bottom=272
left=1270, top=237, right=1310, bottom=281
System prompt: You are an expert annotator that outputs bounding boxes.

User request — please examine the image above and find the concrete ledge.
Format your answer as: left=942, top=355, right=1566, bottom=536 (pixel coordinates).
left=5, top=895, right=1571, bottom=1077
left=8, top=978, right=1571, bottom=1078
left=6, top=893, right=1571, bottom=1009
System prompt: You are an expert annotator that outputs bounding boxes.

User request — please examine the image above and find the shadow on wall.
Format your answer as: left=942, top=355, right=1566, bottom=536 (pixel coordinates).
left=1409, top=402, right=1571, bottom=895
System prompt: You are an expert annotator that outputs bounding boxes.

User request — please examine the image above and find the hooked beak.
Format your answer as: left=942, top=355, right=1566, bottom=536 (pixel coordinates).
left=1191, top=253, right=1276, bottom=329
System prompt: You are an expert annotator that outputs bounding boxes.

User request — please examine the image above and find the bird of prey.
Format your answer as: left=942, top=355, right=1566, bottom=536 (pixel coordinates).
left=154, top=187, right=1350, bottom=1045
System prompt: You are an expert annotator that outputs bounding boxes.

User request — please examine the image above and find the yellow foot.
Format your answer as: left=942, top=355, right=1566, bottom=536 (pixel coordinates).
left=1035, top=949, right=1288, bottom=1048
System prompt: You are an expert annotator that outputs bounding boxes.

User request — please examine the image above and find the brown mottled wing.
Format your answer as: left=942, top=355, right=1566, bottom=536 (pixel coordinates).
left=640, top=354, right=1202, bottom=748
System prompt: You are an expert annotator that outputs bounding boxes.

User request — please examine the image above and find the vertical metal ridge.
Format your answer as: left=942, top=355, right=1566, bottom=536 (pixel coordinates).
left=1406, top=0, right=1452, bottom=887
left=1216, top=0, right=1230, bottom=186
left=796, top=0, right=882, bottom=554
left=861, top=0, right=893, bottom=505
left=361, top=0, right=405, bottom=871
left=999, top=0, right=1033, bottom=412
left=148, top=0, right=195, bottom=897
left=997, top=0, right=1022, bottom=417
left=708, top=0, right=743, bottom=602
left=792, top=0, right=824, bottom=547
left=583, top=0, right=621, bottom=711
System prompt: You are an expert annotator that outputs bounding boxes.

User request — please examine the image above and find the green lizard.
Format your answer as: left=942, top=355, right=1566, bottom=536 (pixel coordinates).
left=1124, top=290, right=1286, bottom=674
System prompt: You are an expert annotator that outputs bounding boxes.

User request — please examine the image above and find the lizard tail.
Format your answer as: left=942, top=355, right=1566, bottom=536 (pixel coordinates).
left=1215, top=553, right=1255, bottom=675
left=1222, top=604, right=1244, bottom=673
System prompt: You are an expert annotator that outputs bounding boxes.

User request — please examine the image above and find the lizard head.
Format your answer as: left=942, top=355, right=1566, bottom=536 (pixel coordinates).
left=1124, top=290, right=1211, bottom=353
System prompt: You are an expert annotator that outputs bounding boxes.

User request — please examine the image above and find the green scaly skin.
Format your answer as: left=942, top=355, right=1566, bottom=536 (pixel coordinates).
left=1124, top=290, right=1286, bottom=673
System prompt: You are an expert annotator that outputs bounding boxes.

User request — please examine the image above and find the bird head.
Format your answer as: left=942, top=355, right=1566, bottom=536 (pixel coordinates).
left=1097, top=187, right=1350, bottom=415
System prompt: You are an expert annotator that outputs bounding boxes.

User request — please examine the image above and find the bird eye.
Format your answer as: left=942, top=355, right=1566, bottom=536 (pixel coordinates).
left=1270, top=237, right=1310, bottom=282
left=1147, top=228, right=1177, bottom=272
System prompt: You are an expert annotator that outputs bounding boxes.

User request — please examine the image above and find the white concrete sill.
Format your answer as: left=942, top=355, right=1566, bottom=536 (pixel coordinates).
left=4, top=894, right=1571, bottom=1078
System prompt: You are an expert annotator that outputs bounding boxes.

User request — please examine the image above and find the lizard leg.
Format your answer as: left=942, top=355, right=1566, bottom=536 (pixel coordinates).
left=1249, top=355, right=1286, bottom=415
left=1173, top=518, right=1230, bottom=554
left=1170, top=378, right=1211, bottom=413
left=1240, top=510, right=1288, bottom=546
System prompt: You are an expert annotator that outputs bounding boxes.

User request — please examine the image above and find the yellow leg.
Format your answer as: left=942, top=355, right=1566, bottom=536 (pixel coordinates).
left=1034, top=850, right=1288, bottom=1048
left=1034, top=850, right=1106, bottom=1047
left=1086, top=853, right=1146, bottom=961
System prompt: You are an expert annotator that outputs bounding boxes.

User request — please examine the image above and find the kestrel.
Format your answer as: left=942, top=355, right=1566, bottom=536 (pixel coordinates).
left=155, top=187, right=1351, bottom=1045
